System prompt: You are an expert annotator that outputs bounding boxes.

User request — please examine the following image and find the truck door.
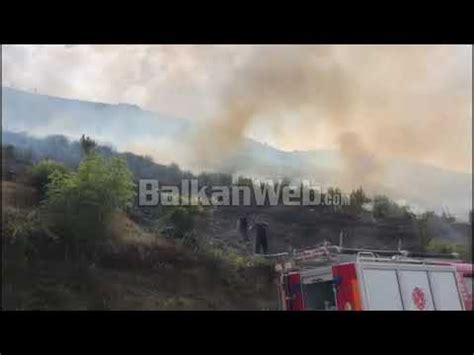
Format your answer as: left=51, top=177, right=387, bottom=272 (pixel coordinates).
left=428, top=271, right=463, bottom=310
left=362, top=269, right=404, bottom=310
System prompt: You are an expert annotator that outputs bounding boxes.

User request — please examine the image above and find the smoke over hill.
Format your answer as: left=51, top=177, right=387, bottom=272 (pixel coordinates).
left=3, top=45, right=471, bottom=175
left=2, top=86, right=471, bottom=220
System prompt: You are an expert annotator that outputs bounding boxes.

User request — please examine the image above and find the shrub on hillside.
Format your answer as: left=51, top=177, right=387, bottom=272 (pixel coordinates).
left=44, top=153, right=136, bottom=249
left=162, top=205, right=206, bottom=239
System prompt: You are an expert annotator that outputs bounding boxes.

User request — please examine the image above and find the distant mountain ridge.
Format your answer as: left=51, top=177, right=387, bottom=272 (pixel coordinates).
left=2, top=86, right=189, bottom=148
left=2, top=86, right=472, bottom=220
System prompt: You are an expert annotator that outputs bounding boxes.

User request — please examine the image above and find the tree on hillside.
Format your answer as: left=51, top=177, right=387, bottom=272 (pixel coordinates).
left=79, top=134, right=97, bottom=156
left=45, top=152, right=135, bottom=253
left=347, top=187, right=371, bottom=214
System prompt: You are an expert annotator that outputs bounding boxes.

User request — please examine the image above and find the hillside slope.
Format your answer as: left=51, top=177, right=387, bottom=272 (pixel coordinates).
left=2, top=181, right=277, bottom=310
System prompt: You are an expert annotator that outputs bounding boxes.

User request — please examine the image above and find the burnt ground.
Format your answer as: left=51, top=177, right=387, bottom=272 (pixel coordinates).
left=207, top=205, right=431, bottom=254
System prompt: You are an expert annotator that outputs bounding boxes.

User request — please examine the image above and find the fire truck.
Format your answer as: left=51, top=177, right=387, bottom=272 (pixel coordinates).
left=272, top=242, right=473, bottom=311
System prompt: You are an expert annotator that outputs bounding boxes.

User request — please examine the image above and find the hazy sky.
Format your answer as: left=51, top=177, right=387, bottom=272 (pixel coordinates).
left=2, top=45, right=472, bottom=173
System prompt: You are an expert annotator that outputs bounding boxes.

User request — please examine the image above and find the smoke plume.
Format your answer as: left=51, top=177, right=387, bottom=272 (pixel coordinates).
left=2, top=45, right=472, bottom=178
left=182, top=45, right=471, bottom=185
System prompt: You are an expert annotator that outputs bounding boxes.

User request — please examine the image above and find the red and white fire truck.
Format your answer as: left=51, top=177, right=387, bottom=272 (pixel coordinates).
left=273, top=243, right=473, bottom=311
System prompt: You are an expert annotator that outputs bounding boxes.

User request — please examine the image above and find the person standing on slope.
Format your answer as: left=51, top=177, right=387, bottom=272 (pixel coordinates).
left=251, top=220, right=269, bottom=255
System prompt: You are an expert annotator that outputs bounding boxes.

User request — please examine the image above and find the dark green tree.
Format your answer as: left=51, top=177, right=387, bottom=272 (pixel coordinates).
left=31, top=160, right=68, bottom=200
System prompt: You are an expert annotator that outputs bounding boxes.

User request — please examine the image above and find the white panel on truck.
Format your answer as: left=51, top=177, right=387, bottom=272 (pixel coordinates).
left=429, top=271, right=463, bottom=310
left=363, top=269, right=403, bottom=310
left=398, top=270, right=434, bottom=310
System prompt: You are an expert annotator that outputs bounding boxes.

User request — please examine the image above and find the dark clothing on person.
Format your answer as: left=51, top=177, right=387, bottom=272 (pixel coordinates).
left=254, top=223, right=268, bottom=254
left=238, top=217, right=249, bottom=241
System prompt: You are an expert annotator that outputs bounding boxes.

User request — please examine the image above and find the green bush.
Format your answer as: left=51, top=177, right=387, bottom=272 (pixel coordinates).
left=31, top=160, right=68, bottom=199
left=45, top=153, right=136, bottom=248
left=162, top=205, right=204, bottom=239
left=169, top=208, right=195, bottom=236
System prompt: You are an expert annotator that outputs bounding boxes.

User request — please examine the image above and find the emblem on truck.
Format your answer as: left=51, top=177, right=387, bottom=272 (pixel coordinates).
left=412, top=287, right=427, bottom=310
